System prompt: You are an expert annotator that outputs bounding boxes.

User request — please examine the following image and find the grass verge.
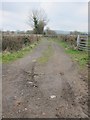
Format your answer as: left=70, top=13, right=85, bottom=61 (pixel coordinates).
left=2, top=42, right=38, bottom=63
left=0, top=53, right=2, bottom=63
left=52, top=38, right=88, bottom=68
left=37, top=44, right=53, bottom=64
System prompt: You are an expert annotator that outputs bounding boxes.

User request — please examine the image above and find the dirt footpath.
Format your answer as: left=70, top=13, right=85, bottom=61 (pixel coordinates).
left=2, top=38, right=88, bottom=118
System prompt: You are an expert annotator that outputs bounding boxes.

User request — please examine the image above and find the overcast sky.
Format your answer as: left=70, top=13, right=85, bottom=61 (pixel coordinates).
left=1, top=0, right=88, bottom=32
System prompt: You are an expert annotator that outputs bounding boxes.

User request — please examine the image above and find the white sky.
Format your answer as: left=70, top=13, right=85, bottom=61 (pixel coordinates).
left=1, top=0, right=89, bottom=32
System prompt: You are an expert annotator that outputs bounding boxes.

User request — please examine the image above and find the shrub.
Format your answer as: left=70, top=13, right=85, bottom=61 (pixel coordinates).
left=2, top=35, right=41, bottom=52
left=58, top=35, right=77, bottom=48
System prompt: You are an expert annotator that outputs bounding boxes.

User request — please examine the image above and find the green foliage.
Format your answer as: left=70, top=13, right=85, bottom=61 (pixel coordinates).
left=37, top=21, right=44, bottom=34
left=29, top=9, right=48, bottom=34
left=33, top=17, right=38, bottom=34
left=0, top=53, right=2, bottom=63
left=2, top=43, right=37, bottom=63
left=66, top=49, right=88, bottom=67
left=33, top=20, right=44, bottom=34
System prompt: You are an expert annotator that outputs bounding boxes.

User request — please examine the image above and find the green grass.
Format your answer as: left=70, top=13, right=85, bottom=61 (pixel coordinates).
left=37, top=44, right=53, bottom=64
left=0, top=53, right=2, bottom=63
left=52, top=38, right=88, bottom=68
left=66, top=49, right=88, bottom=67
left=2, top=42, right=38, bottom=63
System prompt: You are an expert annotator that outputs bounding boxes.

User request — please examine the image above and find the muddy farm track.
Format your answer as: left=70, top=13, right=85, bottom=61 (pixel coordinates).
left=2, top=38, right=88, bottom=118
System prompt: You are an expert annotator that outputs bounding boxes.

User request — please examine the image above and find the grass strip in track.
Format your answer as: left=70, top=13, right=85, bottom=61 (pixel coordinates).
left=37, top=44, right=53, bottom=64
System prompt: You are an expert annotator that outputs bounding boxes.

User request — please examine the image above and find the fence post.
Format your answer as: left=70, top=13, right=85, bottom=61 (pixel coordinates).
left=77, top=35, right=80, bottom=47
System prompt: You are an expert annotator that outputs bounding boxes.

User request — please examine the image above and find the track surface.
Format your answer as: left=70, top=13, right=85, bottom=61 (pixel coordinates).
left=2, top=38, right=88, bottom=118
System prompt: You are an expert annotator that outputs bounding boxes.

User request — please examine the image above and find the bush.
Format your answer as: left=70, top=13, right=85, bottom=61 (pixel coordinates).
left=58, top=35, right=77, bottom=48
left=2, top=35, right=41, bottom=52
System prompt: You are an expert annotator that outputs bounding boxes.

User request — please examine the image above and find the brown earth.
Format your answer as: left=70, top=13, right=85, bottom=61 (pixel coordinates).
left=2, top=38, right=88, bottom=118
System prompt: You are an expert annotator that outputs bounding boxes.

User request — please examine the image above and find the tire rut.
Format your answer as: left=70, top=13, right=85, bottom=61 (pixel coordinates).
left=2, top=38, right=88, bottom=118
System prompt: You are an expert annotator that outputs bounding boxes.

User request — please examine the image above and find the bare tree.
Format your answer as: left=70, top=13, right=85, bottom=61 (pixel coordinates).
left=28, top=9, right=48, bottom=34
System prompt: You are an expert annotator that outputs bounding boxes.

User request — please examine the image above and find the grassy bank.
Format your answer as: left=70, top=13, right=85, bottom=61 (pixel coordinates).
left=52, top=38, right=88, bottom=68
left=2, top=42, right=38, bottom=63
left=37, top=44, right=53, bottom=64
left=0, top=53, right=2, bottom=63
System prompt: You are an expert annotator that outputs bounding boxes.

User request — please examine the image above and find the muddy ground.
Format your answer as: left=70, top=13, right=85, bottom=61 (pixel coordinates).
left=2, top=38, right=88, bottom=118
